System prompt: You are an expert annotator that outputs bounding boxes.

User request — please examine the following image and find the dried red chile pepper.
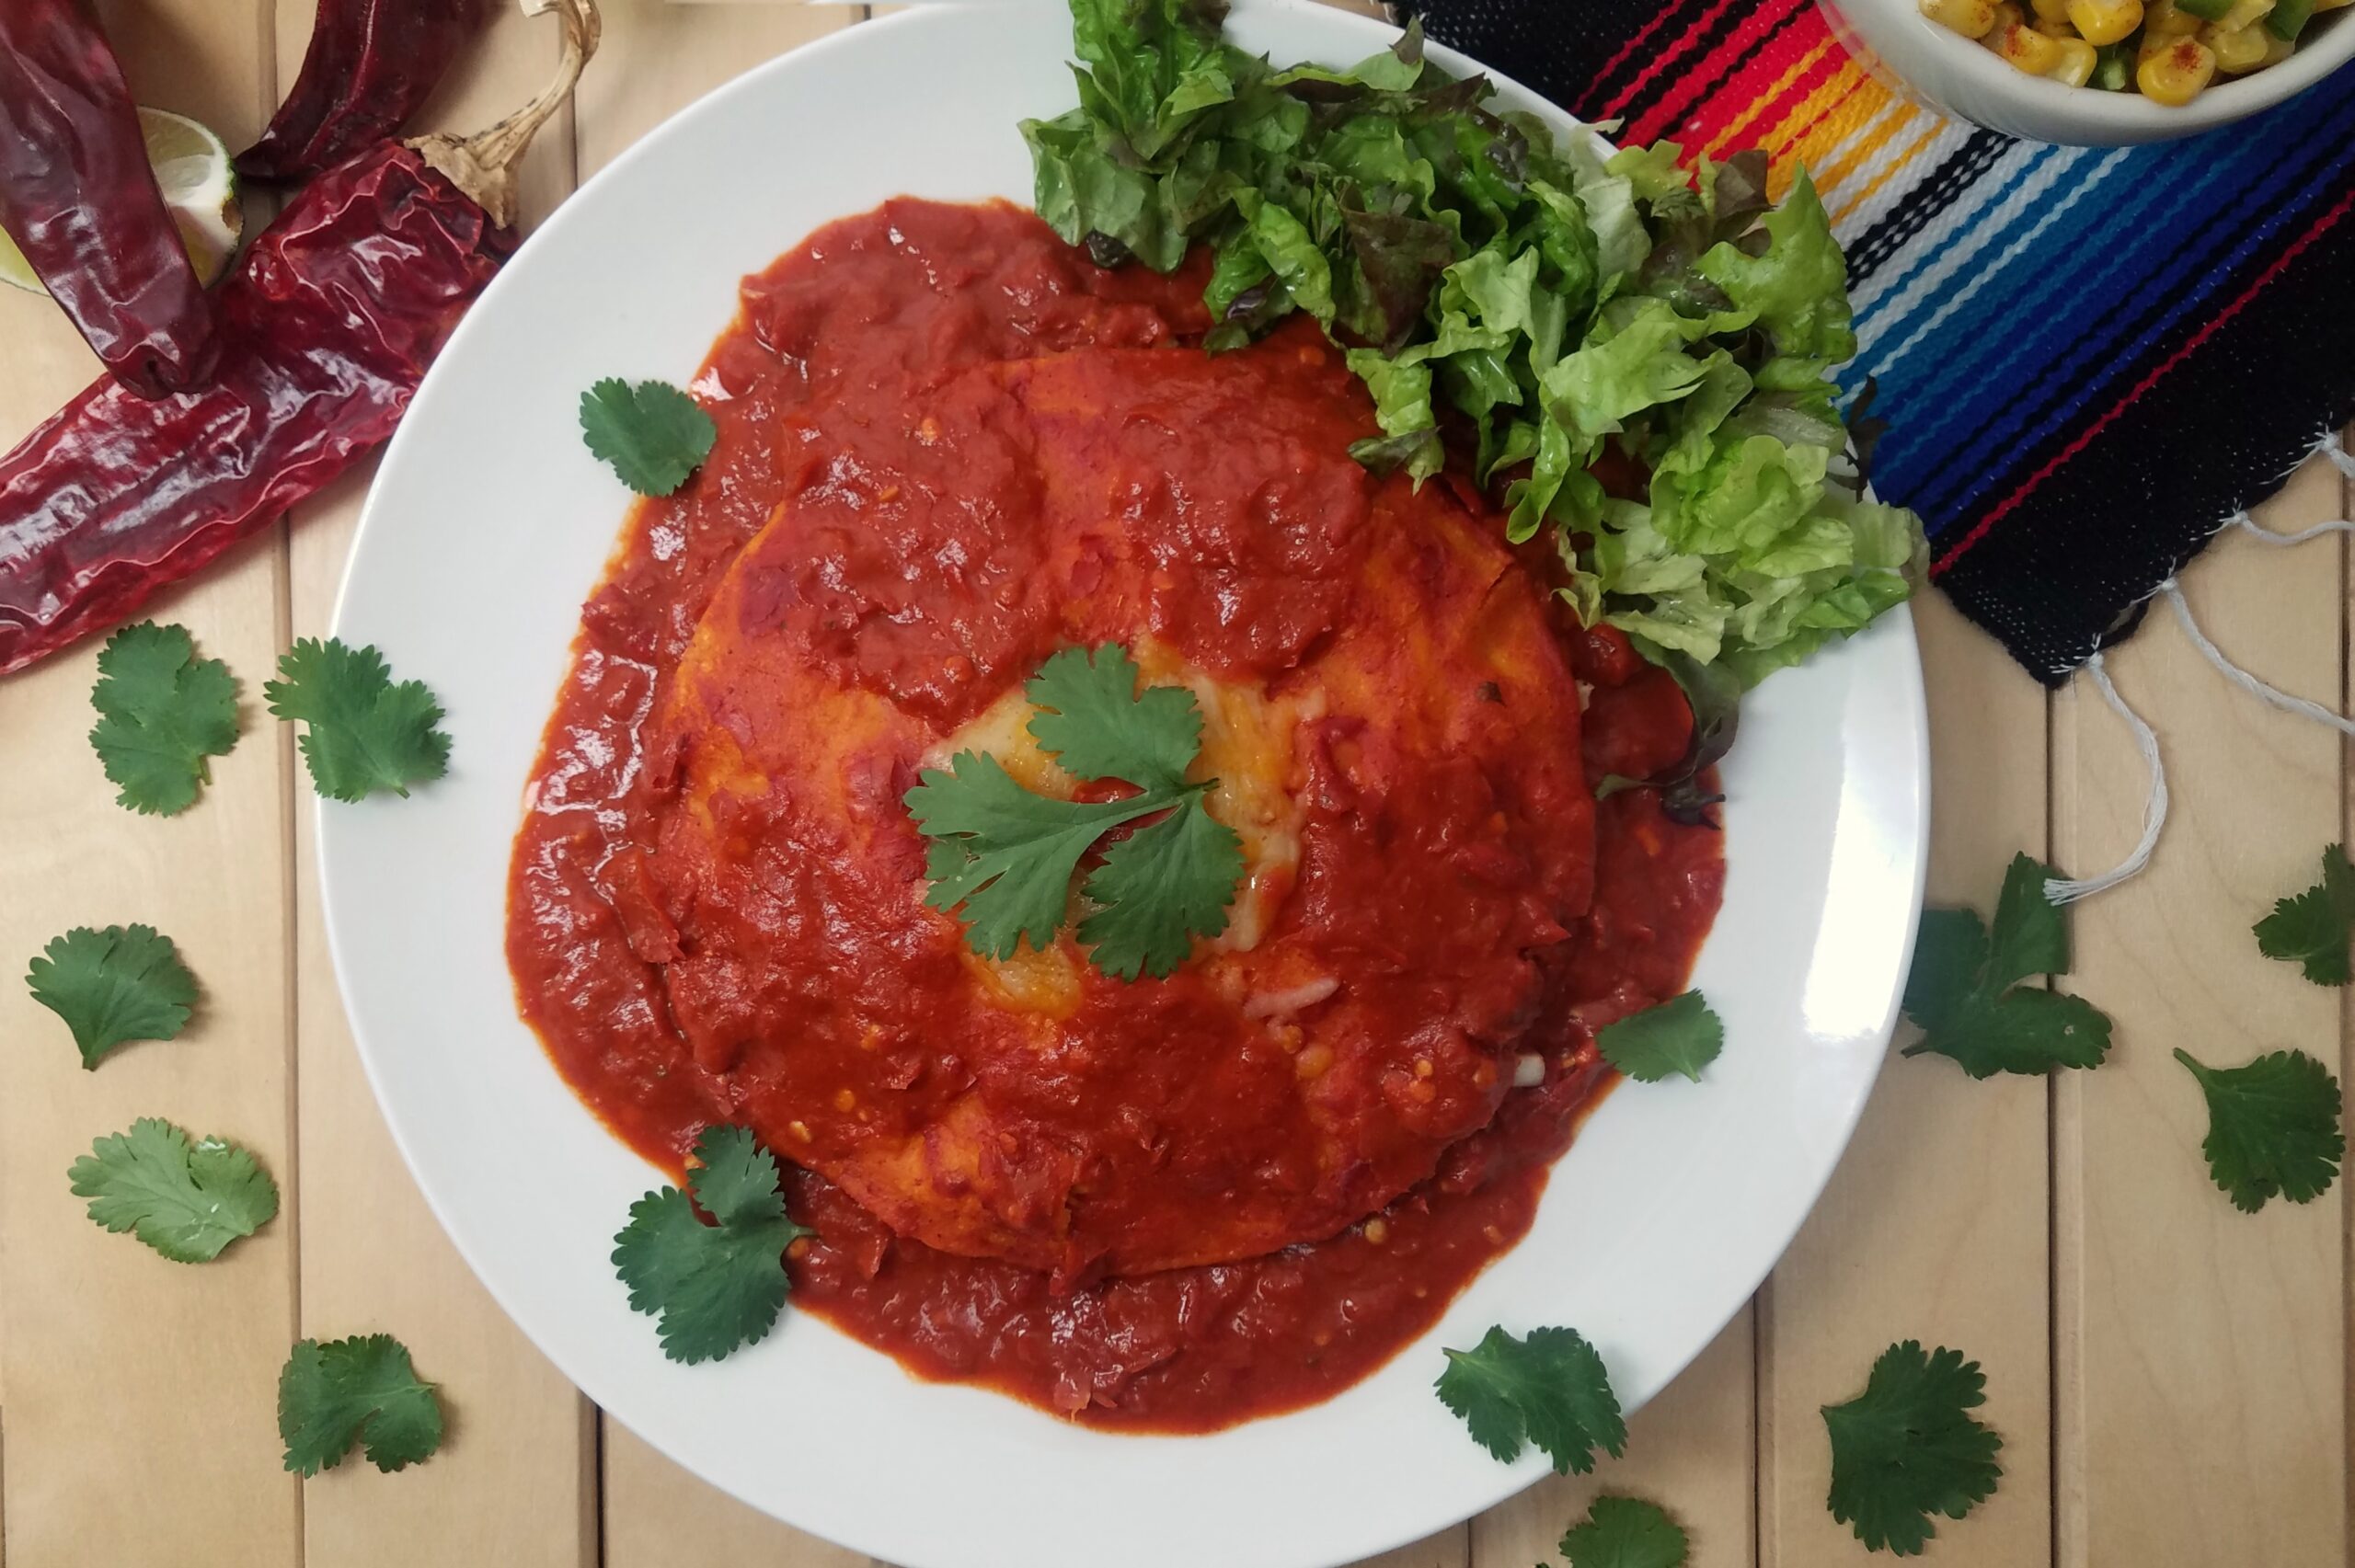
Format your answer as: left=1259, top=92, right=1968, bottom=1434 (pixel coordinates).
left=0, top=0, right=599, bottom=678
left=0, top=0, right=219, bottom=396
left=239, top=0, right=482, bottom=182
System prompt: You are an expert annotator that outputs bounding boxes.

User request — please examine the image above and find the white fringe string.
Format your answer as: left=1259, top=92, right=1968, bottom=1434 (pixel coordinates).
left=2045, top=650, right=2166, bottom=905
left=2318, top=429, right=2355, bottom=479
left=2041, top=426, right=2352, bottom=902
left=2231, top=509, right=2355, bottom=546
left=2162, top=579, right=2355, bottom=739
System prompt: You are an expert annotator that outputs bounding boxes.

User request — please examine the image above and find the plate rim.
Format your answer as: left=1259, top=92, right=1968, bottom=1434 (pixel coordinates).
left=318, top=5, right=1933, bottom=1564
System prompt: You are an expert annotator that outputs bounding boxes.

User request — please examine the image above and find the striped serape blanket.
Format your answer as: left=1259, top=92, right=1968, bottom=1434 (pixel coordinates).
left=1403, top=0, right=2355, bottom=681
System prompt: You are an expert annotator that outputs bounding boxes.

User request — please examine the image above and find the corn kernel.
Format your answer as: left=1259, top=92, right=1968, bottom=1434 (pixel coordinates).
left=2138, top=35, right=2217, bottom=101
left=2259, top=28, right=2299, bottom=62
left=1996, top=18, right=2069, bottom=70
left=2144, top=0, right=2204, bottom=34
left=2047, top=35, right=2102, bottom=80
left=1922, top=0, right=2002, bottom=33
left=2067, top=0, right=2144, bottom=40
left=2035, top=15, right=2078, bottom=34
left=2030, top=0, right=2074, bottom=19
left=2206, top=19, right=2272, bottom=68
left=1982, top=0, right=2027, bottom=40
left=2212, top=0, right=2274, bottom=27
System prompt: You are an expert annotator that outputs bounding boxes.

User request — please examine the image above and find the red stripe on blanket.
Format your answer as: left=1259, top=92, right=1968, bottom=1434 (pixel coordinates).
left=1932, top=182, right=2355, bottom=577
left=1580, top=3, right=1701, bottom=119
left=1626, top=0, right=1825, bottom=148
left=1595, top=0, right=1755, bottom=122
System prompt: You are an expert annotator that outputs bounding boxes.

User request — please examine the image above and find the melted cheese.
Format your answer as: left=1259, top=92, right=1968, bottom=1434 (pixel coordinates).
left=1167, top=658, right=1315, bottom=955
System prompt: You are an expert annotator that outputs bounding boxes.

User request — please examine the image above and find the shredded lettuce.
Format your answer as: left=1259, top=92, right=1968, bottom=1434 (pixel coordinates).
left=1019, top=0, right=1924, bottom=689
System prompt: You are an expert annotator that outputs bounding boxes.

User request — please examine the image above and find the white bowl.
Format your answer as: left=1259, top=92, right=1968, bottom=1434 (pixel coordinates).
left=1822, top=0, right=2354, bottom=142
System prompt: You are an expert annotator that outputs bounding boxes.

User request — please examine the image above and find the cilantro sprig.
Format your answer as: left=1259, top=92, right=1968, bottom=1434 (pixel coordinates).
left=2174, top=1047, right=2344, bottom=1213
left=70, top=1118, right=278, bottom=1263
left=612, top=1124, right=810, bottom=1365
left=1900, top=853, right=2112, bottom=1078
left=279, top=1333, right=444, bottom=1475
left=1435, top=1324, right=1626, bottom=1474
left=1822, top=1340, right=2003, bottom=1556
left=1556, top=1496, right=1688, bottom=1568
left=580, top=377, right=717, bottom=497
left=86, top=622, right=239, bottom=816
left=906, top=645, right=1246, bottom=980
left=266, top=637, right=451, bottom=803
left=2253, top=843, right=2355, bottom=986
left=27, top=923, right=199, bottom=1070
left=1595, top=990, right=1722, bottom=1082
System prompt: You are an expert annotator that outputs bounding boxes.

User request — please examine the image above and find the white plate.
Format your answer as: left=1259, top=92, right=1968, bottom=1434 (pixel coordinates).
left=319, top=6, right=1930, bottom=1565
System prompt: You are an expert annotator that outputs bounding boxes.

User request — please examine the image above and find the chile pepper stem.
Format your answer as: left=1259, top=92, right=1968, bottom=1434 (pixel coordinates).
left=408, top=0, right=601, bottom=228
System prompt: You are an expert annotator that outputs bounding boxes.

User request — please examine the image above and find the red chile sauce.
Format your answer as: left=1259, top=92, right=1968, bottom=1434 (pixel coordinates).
left=508, top=199, right=1724, bottom=1431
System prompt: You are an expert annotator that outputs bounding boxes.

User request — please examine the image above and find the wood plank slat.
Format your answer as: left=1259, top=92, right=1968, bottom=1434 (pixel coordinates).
left=1352, top=1526, right=1470, bottom=1568
left=2342, top=436, right=2355, bottom=1568
left=2054, top=456, right=2349, bottom=1568
left=276, top=3, right=601, bottom=1563
left=1760, top=590, right=2056, bottom=1568
left=600, top=1426, right=868, bottom=1568
left=0, top=552, right=302, bottom=1568
left=0, top=4, right=299, bottom=1562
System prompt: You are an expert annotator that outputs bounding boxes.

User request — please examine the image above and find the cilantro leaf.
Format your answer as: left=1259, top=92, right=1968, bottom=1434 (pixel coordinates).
left=611, top=1124, right=810, bottom=1364
left=1435, top=1324, right=1626, bottom=1474
left=68, top=1117, right=278, bottom=1263
left=909, top=753, right=1168, bottom=960
left=1077, top=797, right=1246, bottom=980
left=1559, top=1496, right=1688, bottom=1568
left=2254, top=844, right=2355, bottom=986
left=1904, top=989, right=2111, bottom=1079
left=86, top=622, right=239, bottom=816
left=1984, top=852, right=2066, bottom=990
left=580, top=377, right=717, bottom=497
left=265, top=637, right=451, bottom=803
left=1901, top=855, right=2112, bottom=1079
left=26, top=923, right=198, bottom=1070
left=1901, top=908, right=1986, bottom=1034
left=278, top=1333, right=443, bottom=1476
left=907, top=643, right=1246, bottom=978
left=1594, top=990, right=1723, bottom=1082
left=1822, top=1340, right=2003, bottom=1556
left=2174, top=1047, right=2344, bottom=1213
left=1026, top=644, right=1202, bottom=788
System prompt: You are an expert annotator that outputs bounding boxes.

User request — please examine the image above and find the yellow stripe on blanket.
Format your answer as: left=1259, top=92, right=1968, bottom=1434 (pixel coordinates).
left=1782, top=75, right=1896, bottom=198
left=1701, top=36, right=1839, bottom=162
left=1812, top=89, right=1911, bottom=195
left=1762, top=63, right=1869, bottom=199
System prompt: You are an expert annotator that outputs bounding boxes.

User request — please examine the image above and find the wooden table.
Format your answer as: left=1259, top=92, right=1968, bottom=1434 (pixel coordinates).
left=3, top=2, right=2349, bottom=1563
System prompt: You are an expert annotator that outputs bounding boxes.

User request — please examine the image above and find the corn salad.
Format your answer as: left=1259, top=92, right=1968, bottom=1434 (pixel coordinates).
left=1924, top=0, right=2346, bottom=103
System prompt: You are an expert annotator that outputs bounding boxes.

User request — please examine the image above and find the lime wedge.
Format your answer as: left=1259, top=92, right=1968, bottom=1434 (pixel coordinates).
left=0, top=107, right=244, bottom=295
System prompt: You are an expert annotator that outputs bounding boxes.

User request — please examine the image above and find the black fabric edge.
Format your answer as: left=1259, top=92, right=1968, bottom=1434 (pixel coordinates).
left=1933, top=201, right=2355, bottom=687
